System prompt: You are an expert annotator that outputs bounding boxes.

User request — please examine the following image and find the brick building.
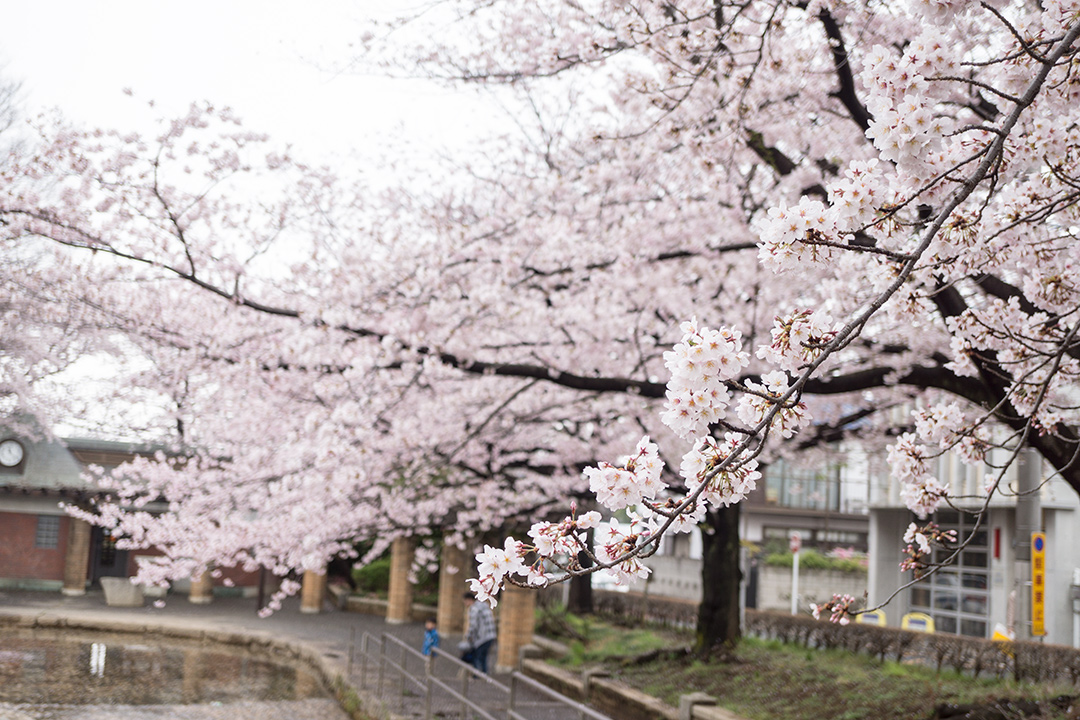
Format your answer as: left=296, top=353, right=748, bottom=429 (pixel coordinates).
left=0, top=430, right=258, bottom=596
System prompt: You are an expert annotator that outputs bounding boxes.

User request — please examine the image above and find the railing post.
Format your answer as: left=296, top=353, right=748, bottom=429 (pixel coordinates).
left=378, top=634, right=387, bottom=698
left=509, top=673, right=518, bottom=719
left=423, top=654, right=433, bottom=720
left=400, top=642, right=407, bottom=703
left=347, top=625, right=356, bottom=678
left=357, top=634, right=365, bottom=687
left=360, top=634, right=370, bottom=688
left=460, top=666, right=470, bottom=720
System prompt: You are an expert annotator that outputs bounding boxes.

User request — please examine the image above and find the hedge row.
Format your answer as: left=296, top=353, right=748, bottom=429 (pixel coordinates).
left=590, top=589, right=699, bottom=629
left=747, top=610, right=1080, bottom=683
left=761, top=549, right=867, bottom=574
left=587, top=591, right=1080, bottom=683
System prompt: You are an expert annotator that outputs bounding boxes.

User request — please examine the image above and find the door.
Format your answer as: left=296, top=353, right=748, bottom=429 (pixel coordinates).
left=89, top=526, right=130, bottom=584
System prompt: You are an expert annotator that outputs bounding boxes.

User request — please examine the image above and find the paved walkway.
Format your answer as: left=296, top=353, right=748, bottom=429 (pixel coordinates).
left=0, top=588, right=431, bottom=720
left=0, top=589, right=585, bottom=720
left=0, top=587, right=428, bottom=655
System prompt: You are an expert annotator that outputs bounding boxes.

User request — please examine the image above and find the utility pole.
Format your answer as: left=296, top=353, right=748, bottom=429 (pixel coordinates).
left=1013, top=448, right=1042, bottom=641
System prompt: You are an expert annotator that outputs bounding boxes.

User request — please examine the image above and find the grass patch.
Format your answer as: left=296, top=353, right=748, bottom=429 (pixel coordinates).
left=538, top=604, right=689, bottom=667
left=538, top=614, right=1075, bottom=720
left=601, top=634, right=1075, bottom=720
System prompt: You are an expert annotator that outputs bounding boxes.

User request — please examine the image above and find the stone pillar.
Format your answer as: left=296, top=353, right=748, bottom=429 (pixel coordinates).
left=385, top=537, right=416, bottom=624
left=300, top=569, right=327, bottom=614
left=61, top=518, right=92, bottom=596
left=181, top=649, right=204, bottom=702
left=189, top=571, right=213, bottom=604
left=495, top=584, right=536, bottom=672
left=436, top=542, right=468, bottom=633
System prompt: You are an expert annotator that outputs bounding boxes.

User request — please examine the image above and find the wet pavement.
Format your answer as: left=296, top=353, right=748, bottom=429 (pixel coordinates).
left=0, top=699, right=347, bottom=720
left=0, top=588, right=430, bottom=720
left=0, top=589, right=595, bottom=720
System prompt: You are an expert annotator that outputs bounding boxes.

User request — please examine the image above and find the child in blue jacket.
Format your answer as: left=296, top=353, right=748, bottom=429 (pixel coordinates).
left=422, top=617, right=440, bottom=656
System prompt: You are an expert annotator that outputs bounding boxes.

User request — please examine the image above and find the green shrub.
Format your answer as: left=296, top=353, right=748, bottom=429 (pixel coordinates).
left=349, top=549, right=439, bottom=603
left=351, top=556, right=392, bottom=594
left=762, top=549, right=866, bottom=574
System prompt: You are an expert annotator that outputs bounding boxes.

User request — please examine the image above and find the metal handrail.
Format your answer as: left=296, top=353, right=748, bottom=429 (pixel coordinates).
left=428, top=647, right=506, bottom=720
left=508, top=670, right=613, bottom=720
left=430, top=646, right=509, bottom=686
left=381, top=633, right=434, bottom=693
left=349, top=630, right=614, bottom=720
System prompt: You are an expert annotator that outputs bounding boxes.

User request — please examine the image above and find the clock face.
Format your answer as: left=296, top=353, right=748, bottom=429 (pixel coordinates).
left=0, top=439, right=24, bottom=467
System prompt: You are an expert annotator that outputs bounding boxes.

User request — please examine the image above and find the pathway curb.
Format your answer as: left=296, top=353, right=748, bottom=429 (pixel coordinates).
left=0, top=606, right=386, bottom=720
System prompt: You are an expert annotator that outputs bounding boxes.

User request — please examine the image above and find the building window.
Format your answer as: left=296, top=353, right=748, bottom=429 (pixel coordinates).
left=909, top=510, right=989, bottom=638
left=763, top=459, right=841, bottom=512
left=35, top=515, right=61, bottom=549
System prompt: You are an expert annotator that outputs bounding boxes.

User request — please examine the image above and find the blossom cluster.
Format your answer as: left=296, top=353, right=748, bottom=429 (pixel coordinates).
left=886, top=402, right=992, bottom=512
left=756, top=310, right=838, bottom=374
left=757, top=198, right=840, bottom=274
left=597, top=512, right=657, bottom=585
left=468, top=537, right=529, bottom=605
left=810, top=593, right=859, bottom=625
left=257, top=578, right=302, bottom=618
left=528, top=507, right=604, bottom=559
left=900, top=521, right=958, bottom=575
left=887, top=432, right=950, bottom=518
left=584, top=436, right=665, bottom=510
left=660, top=317, right=749, bottom=440
left=470, top=316, right=826, bottom=606
left=861, top=30, right=960, bottom=182
left=945, top=299, right=1080, bottom=431
left=826, top=159, right=887, bottom=231
left=680, top=434, right=761, bottom=508
left=736, top=370, right=812, bottom=439
left=912, top=402, right=989, bottom=466
left=467, top=504, right=607, bottom=605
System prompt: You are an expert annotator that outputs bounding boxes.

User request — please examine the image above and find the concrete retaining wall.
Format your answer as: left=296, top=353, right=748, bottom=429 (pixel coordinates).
left=0, top=610, right=373, bottom=720
left=757, top=565, right=867, bottom=612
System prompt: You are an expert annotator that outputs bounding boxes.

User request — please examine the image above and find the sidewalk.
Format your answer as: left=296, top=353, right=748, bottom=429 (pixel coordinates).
left=0, top=587, right=433, bottom=720
left=0, top=588, right=603, bottom=720
left=0, top=587, right=428, bottom=653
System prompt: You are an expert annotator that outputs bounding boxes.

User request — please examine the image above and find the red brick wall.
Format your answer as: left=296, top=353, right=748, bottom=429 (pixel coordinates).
left=0, top=510, right=265, bottom=589
left=0, top=511, right=69, bottom=582
left=215, top=564, right=261, bottom=588
left=122, top=548, right=260, bottom=588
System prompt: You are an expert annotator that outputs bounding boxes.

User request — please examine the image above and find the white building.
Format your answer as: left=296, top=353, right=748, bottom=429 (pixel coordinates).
left=618, top=450, right=873, bottom=605
left=867, top=449, right=1080, bottom=645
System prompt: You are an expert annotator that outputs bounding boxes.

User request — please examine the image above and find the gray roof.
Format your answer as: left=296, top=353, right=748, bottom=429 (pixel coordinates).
left=0, top=431, right=162, bottom=494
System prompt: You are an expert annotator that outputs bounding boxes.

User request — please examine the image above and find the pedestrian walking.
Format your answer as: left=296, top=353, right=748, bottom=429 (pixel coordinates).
left=460, top=592, right=496, bottom=673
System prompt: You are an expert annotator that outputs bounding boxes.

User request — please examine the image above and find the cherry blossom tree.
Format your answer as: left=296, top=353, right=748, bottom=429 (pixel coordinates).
left=0, top=103, right=691, bottom=604
left=357, top=0, right=1080, bottom=646
left=2, top=0, right=1080, bottom=656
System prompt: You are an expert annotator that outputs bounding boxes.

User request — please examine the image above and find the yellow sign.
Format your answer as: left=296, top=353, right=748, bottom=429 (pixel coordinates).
left=1032, top=532, right=1046, bottom=637
left=901, top=612, right=935, bottom=633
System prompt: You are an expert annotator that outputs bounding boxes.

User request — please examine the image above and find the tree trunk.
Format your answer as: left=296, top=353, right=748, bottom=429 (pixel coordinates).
left=567, top=529, right=594, bottom=614
left=695, top=503, right=741, bottom=658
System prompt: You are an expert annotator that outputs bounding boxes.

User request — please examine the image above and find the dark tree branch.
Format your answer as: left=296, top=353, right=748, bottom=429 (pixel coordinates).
left=817, top=9, right=873, bottom=133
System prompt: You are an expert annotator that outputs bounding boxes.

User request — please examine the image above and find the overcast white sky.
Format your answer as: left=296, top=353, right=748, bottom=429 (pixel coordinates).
left=2, top=1, right=505, bottom=438
left=0, top=1, right=491, bottom=162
